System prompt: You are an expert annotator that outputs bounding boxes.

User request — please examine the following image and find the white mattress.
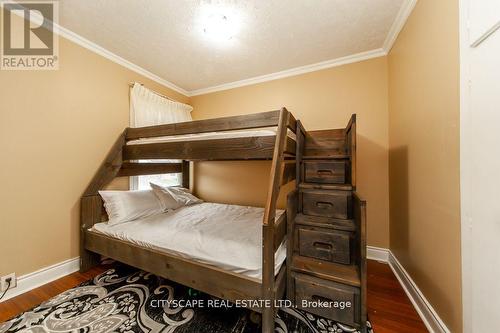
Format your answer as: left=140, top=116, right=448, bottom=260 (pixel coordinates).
left=91, top=202, right=286, bottom=280
left=127, top=127, right=295, bottom=145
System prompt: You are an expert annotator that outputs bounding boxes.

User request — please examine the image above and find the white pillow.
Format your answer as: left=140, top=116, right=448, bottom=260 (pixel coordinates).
left=150, top=183, right=182, bottom=210
left=150, top=183, right=203, bottom=209
left=99, top=190, right=164, bottom=225
left=167, top=186, right=204, bottom=206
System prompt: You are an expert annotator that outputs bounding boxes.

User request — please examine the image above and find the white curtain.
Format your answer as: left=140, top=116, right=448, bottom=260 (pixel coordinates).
left=130, top=83, right=192, bottom=127
left=129, top=83, right=192, bottom=190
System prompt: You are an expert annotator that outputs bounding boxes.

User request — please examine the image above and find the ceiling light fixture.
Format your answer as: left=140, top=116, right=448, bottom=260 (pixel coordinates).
left=199, top=5, right=240, bottom=44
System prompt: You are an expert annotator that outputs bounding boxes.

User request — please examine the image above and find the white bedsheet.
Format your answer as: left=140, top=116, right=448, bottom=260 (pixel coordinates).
left=91, top=202, right=286, bottom=280
left=127, top=127, right=295, bottom=145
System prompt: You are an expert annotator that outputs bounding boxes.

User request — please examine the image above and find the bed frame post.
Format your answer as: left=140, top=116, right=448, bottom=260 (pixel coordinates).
left=181, top=160, right=190, bottom=189
left=262, top=108, right=289, bottom=333
left=80, top=130, right=126, bottom=272
left=80, top=195, right=103, bottom=271
left=344, top=114, right=356, bottom=190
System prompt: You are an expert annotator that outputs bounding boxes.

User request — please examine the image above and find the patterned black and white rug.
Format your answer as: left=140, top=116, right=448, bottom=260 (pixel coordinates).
left=0, top=264, right=372, bottom=333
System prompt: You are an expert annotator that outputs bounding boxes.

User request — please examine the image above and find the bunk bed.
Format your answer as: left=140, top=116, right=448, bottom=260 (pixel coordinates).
left=80, top=108, right=368, bottom=333
left=80, top=108, right=301, bottom=333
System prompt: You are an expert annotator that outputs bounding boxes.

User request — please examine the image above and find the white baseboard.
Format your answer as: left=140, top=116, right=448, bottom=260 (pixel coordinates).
left=366, top=246, right=450, bottom=333
left=367, top=246, right=390, bottom=262
left=388, top=252, right=451, bottom=333
left=0, top=257, right=80, bottom=303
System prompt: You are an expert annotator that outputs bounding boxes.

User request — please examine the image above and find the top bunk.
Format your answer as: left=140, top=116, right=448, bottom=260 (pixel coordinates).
left=83, top=108, right=300, bottom=197
left=123, top=108, right=297, bottom=161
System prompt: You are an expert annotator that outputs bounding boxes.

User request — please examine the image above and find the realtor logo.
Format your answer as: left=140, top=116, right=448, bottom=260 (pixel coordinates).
left=1, top=1, right=59, bottom=70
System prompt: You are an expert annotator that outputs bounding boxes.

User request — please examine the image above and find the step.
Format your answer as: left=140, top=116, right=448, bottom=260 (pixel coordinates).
left=291, top=255, right=360, bottom=287
left=302, top=154, right=350, bottom=160
left=295, top=213, right=356, bottom=232
left=299, top=182, right=353, bottom=191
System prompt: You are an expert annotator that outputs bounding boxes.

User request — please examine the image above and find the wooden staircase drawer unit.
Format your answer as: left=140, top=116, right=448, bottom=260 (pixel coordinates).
left=293, top=273, right=360, bottom=327
left=302, top=190, right=352, bottom=219
left=297, top=227, right=352, bottom=264
left=304, top=161, right=347, bottom=184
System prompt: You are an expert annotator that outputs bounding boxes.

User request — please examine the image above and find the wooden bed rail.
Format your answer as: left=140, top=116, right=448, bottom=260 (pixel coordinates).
left=123, top=135, right=296, bottom=161
left=83, top=130, right=126, bottom=196
left=260, top=108, right=300, bottom=332
left=263, top=108, right=290, bottom=226
left=126, top=109, right=297, bottom=141
left=117, top=162, right=182, bottom=177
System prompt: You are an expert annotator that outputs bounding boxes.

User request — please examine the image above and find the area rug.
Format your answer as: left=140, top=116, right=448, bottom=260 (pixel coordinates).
left=0, top=264, right=373, bottom=333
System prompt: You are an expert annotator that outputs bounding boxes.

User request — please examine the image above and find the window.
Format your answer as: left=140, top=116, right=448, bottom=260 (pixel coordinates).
left=133, top=160, right=182, bottom=190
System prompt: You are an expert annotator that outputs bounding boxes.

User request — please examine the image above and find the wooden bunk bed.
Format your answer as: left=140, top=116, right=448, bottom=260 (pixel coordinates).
left=80, top=108, right=367, bottom=332
left=80, top=108, right=299, bottom=333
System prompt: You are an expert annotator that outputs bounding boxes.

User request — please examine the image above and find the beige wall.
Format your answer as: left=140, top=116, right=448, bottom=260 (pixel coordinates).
left=0, top=34, right=188, bottom=277
left=191, top=57, right=390, bottom=248
left=388, top=0, right=462, bottom=331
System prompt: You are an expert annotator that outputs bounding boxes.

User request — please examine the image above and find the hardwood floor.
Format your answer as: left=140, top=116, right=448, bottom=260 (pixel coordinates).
left=0, top=266, right=108, bottom=322
left=0, top=260, right=428, bottom=332
left=367, top=260, right=428, bottom=333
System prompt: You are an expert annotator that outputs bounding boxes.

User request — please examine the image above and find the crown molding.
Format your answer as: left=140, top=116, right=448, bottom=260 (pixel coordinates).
left=56, top=26, right=190, bottom=97
left=189, top=48, right=387, bottom=96
left=189, top=0, right=417, bottom=97
left=7, top=2, right=189, bottom=97
left=8, top=0, right=415, bottom=98
left=383, top=0, right=418, bottom=53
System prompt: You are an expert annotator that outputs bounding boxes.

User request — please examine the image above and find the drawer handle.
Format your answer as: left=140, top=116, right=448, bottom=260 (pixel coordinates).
left=317, top=169, right=334, bottom=176
left=313, top=241, right=333, bottom=252
left=316, top=201, right=333, bottom=209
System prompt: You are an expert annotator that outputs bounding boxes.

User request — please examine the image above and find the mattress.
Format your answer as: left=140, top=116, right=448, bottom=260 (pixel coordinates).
left=91, top=202, right=287, bottom=280
left=127, top=127, right=296, bottom=145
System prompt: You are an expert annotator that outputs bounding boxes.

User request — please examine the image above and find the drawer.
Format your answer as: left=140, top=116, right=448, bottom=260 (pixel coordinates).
left=298, top=227, right=352, bottom=264
left=302, top=190, right=351, bottom=219
left=294, top=273, right=360, bottom=326
left=304, top=161, right=347, bottom=184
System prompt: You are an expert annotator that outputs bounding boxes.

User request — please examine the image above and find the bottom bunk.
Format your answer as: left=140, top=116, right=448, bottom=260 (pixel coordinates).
left=83, top=201, right=287, bottom=313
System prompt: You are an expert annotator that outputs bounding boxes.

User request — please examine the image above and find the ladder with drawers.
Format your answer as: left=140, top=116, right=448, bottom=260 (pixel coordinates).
left=287, top=115, right=367, bottom=332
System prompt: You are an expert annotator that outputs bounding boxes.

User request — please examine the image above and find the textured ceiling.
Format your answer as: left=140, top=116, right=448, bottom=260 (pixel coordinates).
left=59, top=0, right=405, bottom=92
